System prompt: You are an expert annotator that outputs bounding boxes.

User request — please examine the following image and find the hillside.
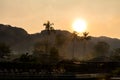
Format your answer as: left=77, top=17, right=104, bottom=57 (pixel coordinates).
left=0, top=24, right=120, bottom=59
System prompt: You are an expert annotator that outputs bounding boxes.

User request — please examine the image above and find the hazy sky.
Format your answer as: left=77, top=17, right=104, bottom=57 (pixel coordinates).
left=0, top=0, right=120, bottom=38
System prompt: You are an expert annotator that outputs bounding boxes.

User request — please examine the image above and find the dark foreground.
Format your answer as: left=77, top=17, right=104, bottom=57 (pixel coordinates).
left=0, top=73, right=110, bottom=80
left=0, top=61, right=120, bottom=79
left=0, top=73, right=119, bottom=80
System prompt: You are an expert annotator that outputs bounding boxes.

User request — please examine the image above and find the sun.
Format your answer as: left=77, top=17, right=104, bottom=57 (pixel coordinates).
left=72, top=19, right=87, bottom=33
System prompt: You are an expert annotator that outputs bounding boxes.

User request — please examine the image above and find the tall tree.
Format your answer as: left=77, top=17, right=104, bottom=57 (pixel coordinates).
left=72, top=31, right=79, bottom=59
left=43, top=21, right=54, bottom=54
left=81, top=32, right=91, bottom=55
left=43, top=21, right=54, bottom=34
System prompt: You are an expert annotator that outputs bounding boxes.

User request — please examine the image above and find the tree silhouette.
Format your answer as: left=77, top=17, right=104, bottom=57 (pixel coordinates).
left=33, top=42, right=45, bottom=54
left=55, top=33, right=67, bottom=47
left=43, top=21, right=54, bottom=34
left=32, top=42, right=50, bottom=63
left=49, top=47, right=60, bottom=64
left=43, top=21, right=54, bottom=54
left=94, top=41, right=110, bottom=57
left=19, top=52, right=30, bottom=62
left=81, top=32, right=91, bottom=55
left=32, top=44, right=60, bottom=64
left=72, top=31, right=79, bottom=59
left=110, top=48, right=120, bottom=61
left=0, top=43, right=11, bottom=58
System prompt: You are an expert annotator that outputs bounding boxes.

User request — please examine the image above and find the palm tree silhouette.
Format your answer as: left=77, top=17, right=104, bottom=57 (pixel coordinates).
left=43, top=21, right=54, bottom=34
left=43, top=21, right=54, bottom=54
left=72, top=31, right=79, bottom=60
left=81, top=32, right=91, bottom=56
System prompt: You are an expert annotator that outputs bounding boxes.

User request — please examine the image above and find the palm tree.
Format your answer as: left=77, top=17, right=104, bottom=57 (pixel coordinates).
left=81, top=32, right=91, bottom=55
left=43, top=21, right=54, bottom=34
left=43, top=21, right=54, bottom=54
left=72, top=31, right=79, bottom=60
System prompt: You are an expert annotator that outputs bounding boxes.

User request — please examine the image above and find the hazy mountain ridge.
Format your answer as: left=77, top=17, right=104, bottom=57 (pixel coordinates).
left=0, top=24, right=120, bottom=59
left=92, top=36, right=120, bottom=50
left=0, top=24, right=30, bottom=53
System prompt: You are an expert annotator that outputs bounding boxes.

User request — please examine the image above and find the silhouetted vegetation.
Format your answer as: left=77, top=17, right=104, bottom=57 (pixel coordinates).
left=19, top=53, right=31, bottom=62
left=72, top=31, right=79, bottom=59
left=81, top=32, right=91, bottom=55
left=43, top=21, right=55, bottom=54
left=49, top=47, right=60, bottom=64
left=33, top=42, right=45, bottom=54
left=0, top=43, right=11, bottom=58
left=30, top=41, right=61, bottom=65
left=110, top=48, right=120, bottom=61
left=1, top=22, right=120, bottom=79
left=1, top=24, right=120, bottom=60
left=43, top=21, right=54, bottom=33
left=94, top=41, right=110, bottom=57
left=55, top=33, right=67, bottom=47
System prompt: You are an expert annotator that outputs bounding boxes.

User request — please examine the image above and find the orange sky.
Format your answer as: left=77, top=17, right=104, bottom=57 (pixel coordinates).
left=0, top=0, right=120, bottom=38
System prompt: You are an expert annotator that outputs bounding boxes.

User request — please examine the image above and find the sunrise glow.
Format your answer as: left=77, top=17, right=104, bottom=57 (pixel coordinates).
left=72, top=19, right=87, bottom=33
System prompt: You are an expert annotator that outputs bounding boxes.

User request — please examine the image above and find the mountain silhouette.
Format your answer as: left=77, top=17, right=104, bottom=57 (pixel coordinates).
left=0, top=24, right=120, bottom=59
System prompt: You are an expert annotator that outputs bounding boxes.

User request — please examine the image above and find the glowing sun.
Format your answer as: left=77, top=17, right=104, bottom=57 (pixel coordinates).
left=72, top=19, right=87, bottom=33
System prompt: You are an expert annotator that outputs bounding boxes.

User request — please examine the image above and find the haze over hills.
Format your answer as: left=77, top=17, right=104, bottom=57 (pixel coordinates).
left=0, top=24, right=120, bottom=59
